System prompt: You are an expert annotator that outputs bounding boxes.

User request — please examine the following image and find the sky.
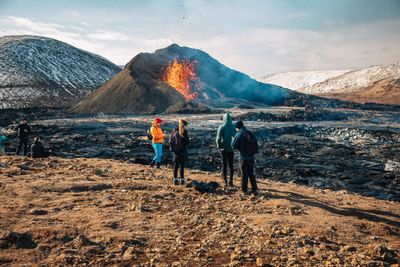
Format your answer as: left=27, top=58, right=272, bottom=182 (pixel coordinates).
left=0, top=0, right=400, bottom=78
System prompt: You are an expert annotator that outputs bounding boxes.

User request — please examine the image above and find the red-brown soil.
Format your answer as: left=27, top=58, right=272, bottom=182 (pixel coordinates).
left=0, top=156, right=399, bottom=266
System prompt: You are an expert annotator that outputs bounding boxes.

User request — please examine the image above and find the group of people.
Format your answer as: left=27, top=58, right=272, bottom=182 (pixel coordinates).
left=149, top=113, right=259, bottom=195
left=1, top=114, right=259, bottom=194
left=0, top=118, right=49, bottom=158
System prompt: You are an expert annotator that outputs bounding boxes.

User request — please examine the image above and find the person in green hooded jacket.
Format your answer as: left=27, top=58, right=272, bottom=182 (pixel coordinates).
left=216, top=113, right=236, bottom=186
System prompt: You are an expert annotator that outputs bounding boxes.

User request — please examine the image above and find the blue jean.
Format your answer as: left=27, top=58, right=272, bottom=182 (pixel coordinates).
left=152, top=143, right=163, bottom=163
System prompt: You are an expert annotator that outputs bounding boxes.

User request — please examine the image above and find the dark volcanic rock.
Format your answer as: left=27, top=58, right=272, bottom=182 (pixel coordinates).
left=163, top=101, right=217, bottom=114
left=0, top=232, right=37, bottom=249
left=236, top=107, right=348, bottom=122
left=187, top=180, right=220, bottom=193
left=2, top=107, right=400, bottom=201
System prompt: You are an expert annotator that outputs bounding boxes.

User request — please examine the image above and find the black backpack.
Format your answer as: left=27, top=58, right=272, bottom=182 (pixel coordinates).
left=146, top=128, right=152, bottom=141
left=243, top=130, right=258, bottom=156
left=169, top=131, right=183, bottom=153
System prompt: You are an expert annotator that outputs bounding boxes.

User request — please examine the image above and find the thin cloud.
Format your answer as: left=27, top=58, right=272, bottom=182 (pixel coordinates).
left=1, top=1, right=400, bottom=78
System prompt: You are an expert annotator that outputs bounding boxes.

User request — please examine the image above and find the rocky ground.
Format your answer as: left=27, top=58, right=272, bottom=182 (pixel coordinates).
left=0, top=156, right=399, bottom=266
left=2, top=106, right=400, bottom=202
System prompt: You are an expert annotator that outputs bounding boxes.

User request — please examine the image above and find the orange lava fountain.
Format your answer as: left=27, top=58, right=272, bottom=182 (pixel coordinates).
left=162, top=59, right=201, bottom=100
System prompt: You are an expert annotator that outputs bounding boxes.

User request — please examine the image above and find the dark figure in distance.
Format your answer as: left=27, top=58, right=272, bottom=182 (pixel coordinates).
left=15, top=118, right=31, bottom=156
left=232, top=120, right=259, bottom=195
left=169, top=119, right=190, bottom=185
left=216, top=113, right=236, bottom=186
left=31, top=137, right=50, bottom=158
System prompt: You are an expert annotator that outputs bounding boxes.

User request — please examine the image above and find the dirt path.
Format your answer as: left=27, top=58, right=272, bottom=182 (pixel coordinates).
left=0, top=156, right=399, bottom=266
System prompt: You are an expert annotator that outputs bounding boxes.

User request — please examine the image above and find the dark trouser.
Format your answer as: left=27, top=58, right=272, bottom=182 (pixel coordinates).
left=220, top=151, right=234, bottom=183
left=241, top=159, right=257, bottom=193
left=16, top=137, right=28, bottom=156
left=173, top=159, right=185, bottom=179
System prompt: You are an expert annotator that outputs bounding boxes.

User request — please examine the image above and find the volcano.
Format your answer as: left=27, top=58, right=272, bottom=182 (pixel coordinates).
left=73, top=44, right=346, bottom=114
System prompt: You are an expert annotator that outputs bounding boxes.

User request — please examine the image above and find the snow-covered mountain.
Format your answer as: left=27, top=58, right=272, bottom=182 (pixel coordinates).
left=261, top=63, right=400, bottom=105
left=260, top=69, right=352, bottom=90
left=298, top=63, right=400, bottom=95
left=0, top=35, right=121, bottom=109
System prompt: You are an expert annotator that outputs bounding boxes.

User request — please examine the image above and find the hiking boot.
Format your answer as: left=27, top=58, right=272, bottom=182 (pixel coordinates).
left=149, top=160, right=155, bottom=167
left=179, top=179, right=185, bottom=186
left=156, top=163, right=161, bottom=169
left=229, top=179, right=234, bottom=187
left=173, top=178, right=179, bottom=185
left=240, top=191, right=250, bottom=199
left=251, top=190, right=259, bottom=196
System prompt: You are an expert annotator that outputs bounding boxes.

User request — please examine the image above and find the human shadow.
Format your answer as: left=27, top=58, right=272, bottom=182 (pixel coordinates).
left=261, top=188, right=400, bottom=228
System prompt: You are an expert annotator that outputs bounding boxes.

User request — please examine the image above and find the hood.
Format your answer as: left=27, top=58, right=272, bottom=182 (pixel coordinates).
left=223, top=113, right=233, bottom=126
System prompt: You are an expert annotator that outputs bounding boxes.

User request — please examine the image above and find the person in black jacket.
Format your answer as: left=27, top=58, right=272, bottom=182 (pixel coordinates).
left=169, top=119, right=189, bottom=185
left=232, top=120, right=258, bottom=195
left=15, top=118, right=31, bottom=156
left=31, top=137, right=50, bottom=158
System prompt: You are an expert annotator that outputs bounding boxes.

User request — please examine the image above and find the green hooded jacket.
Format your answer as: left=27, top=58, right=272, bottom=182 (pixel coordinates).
left=0, top=135, right=6, bottom=150
left=216, top=113, right=236, bottom=152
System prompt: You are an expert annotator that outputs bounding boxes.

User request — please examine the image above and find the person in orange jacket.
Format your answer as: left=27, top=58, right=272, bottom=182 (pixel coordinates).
left=150, top=117, right=164, bottom=168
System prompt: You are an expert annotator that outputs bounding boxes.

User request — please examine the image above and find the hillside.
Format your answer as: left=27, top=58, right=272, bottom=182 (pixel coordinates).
left=74, top=44, right=292, bottom=114
left=297, top=63, right=400, bottom=104
left=0, top=35, right=121, bottom=109
left=318, top=77, right=400, bottom=105
left=73, top=44, right=354, bottom=115
left=260, top=69, right=352, bottom=90
left=0, top=156, right=399, bottom=266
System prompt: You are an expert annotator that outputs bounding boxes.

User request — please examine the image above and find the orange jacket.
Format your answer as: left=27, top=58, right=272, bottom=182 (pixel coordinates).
left=150, top=125, right=164, bottom=144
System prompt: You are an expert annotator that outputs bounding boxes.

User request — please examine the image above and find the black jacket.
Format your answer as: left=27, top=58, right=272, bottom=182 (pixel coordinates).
left=16, top=123, right=31, bottom=139
left=232, top=126, right=256, bottom=160
left=172, top=129, right=189, bottom=161
left=31, top=140, right=49, bottom=158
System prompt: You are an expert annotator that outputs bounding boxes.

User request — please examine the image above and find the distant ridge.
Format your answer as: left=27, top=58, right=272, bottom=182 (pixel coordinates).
left=0, top=35, right=121, bottom=109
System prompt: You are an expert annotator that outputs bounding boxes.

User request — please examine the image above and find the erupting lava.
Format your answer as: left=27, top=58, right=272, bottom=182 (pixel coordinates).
left=162, top=59, right=202, bottom=100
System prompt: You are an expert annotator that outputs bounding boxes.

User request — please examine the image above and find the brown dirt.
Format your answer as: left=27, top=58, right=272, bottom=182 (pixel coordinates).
left=0, top=156, right=399, bottom=266
left=72, top=69, right=185, bottom=114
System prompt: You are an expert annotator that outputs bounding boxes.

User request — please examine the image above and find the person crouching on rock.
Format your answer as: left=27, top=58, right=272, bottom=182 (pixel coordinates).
left=232, top=121, right=259, bottom=195
left=149, top=117, right=164, bottom=168
left=15, top=118, right=32, bottom=156
left=31, top=137, right=50, bottom=158
left=169, top=119, right=189, bottom=185
left=216, top=113, right=236, bottom=187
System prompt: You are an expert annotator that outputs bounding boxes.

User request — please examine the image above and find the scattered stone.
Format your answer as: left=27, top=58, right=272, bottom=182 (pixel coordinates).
left=187, top=180, right=219, bottom=193
left=374, top=244, right=399, bottom=264
left=256, top=257, right=268, bottom=267
left=30, top=209, right=48, bottom=215
left=0, top=231, right=37, bottom=249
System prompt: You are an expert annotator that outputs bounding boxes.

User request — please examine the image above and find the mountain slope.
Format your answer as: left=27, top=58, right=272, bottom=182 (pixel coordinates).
left=73, top=68, right=185, bottom=114
left=0, top=35, right=121, bottom=109
left=260, top=69, right=353, bottom=90
left=318, top=77, right=400, bottom=105
left=296, top=63, right=400, bottom=104
left=74, top=44, right=350, bottom=114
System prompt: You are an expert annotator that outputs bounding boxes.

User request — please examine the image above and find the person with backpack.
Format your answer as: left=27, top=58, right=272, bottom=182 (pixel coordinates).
left=169, top=119, right=189, bottom=185
left=149, top=117, right=164, bottom=168
left=15, top=118, right=32, bottom=156
left=232, top=120, right=259, bottom=195
left=31, top=137, right=50, bottom=158
left=216, top=113, right=236, bottom=187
